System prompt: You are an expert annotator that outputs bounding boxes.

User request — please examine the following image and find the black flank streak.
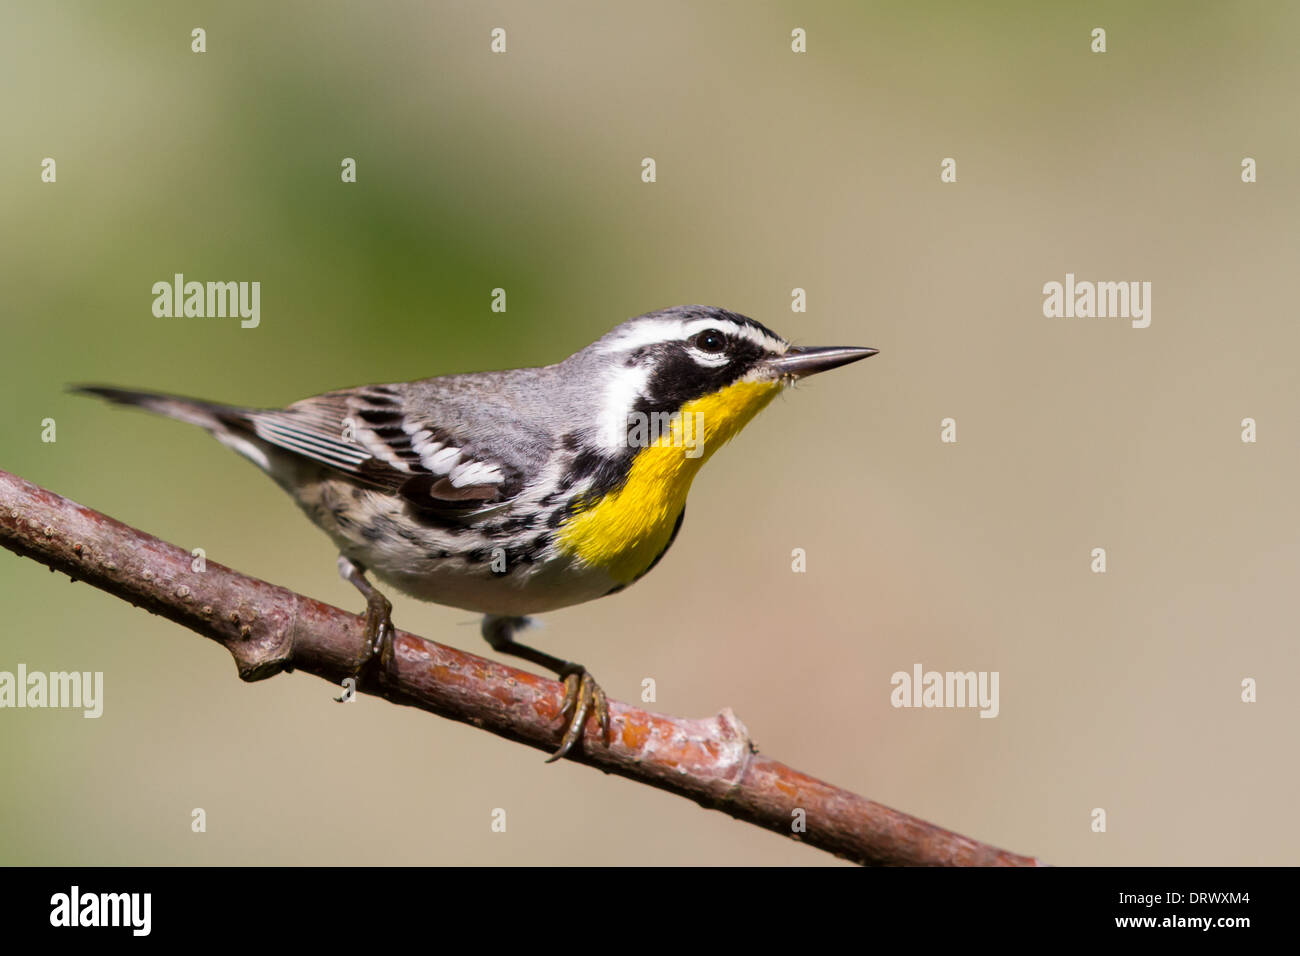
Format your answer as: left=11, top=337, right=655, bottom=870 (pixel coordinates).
left=560, top=447, right=633, bottom=498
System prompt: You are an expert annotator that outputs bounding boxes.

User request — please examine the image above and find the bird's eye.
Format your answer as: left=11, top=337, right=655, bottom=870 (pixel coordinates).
left=691, top=329, right=727, bottom=354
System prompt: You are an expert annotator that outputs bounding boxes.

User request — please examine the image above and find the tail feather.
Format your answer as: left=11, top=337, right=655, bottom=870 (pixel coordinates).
left=71, top=385, right=284, bottom=474
left=69, top=385, right=243, bottom=432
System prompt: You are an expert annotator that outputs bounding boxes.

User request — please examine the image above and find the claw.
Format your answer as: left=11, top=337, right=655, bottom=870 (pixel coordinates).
left=593, top=681, right=610, bottom=740
left=545, top=668, right=610, bottom=763
left=558, top=670, right=581, bottom=723
left=364, top=592, right=394, bottom=662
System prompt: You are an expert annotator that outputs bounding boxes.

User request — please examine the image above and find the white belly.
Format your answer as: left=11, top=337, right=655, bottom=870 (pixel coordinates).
left=288, top=474, right=623, bottom=616
left=371, top=549, right=619, bottom=617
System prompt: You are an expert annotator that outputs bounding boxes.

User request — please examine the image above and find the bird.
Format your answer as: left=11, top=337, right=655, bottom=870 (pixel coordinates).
left=73, top=305, right=877, bottom=760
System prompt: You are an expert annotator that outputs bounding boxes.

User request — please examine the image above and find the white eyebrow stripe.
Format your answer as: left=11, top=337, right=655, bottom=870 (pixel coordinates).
left=597, top=317, right=787, bottom=354
left=595, top=319, right=683, bottom=353
left=679, top=317, right=787, bottom=353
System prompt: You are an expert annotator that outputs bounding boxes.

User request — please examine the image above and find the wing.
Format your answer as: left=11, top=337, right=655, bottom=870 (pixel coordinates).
left=239, top=382, right=534, bottom=518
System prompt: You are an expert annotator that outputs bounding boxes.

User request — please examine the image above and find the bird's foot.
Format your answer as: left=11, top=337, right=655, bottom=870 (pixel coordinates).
left=357, top=588, right=395, bottom=668
left=546, top=664, right=610, bottom=763
left=479, top=614, right=610, bottom=761
left=335, top=556, right=396, bottom=700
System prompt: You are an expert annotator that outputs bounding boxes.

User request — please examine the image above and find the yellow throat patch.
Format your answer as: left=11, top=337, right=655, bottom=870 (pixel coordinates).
left=556, top=378, right=782, bottom=584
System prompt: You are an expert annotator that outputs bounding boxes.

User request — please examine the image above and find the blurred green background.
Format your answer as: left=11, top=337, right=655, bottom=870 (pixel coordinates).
left=2, top=1, right=1297, bottom=865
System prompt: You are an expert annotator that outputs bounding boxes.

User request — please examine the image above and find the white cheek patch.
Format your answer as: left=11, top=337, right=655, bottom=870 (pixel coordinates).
left=596, top=364, right=650, bottom=450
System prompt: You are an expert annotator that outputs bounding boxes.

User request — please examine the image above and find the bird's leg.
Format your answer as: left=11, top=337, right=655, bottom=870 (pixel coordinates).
left=481, top=615, right=610, bottom=762
left=334, top=555, right=395, bottom=699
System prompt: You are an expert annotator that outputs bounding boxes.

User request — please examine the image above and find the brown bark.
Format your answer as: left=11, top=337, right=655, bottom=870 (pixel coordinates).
left=0, top=467, right=1044, bottom=866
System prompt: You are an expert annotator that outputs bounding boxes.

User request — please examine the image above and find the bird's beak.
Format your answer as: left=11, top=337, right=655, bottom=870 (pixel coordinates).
left=763, top=345, right=879, bottom=379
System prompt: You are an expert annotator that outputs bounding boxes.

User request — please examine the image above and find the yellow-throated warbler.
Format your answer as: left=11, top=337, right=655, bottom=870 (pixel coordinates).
left=75, top=306, right=876, bottom=759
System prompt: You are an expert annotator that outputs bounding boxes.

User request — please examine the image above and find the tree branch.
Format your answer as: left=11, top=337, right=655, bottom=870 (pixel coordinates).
left=0, top=467, right=1044, bottom=866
